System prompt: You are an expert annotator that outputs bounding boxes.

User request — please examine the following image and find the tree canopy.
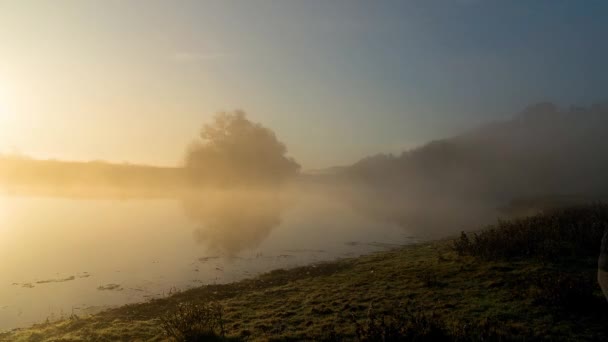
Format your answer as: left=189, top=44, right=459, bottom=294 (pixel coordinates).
left=185, top=111, right=300, bottom=186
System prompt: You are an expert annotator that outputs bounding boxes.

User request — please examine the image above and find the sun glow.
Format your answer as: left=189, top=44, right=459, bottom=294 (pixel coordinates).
left=0, top=83, right=15, bottom=126
left=0, top=82, right=18, bottom=155
left=0, top=84, right=8, bottom=117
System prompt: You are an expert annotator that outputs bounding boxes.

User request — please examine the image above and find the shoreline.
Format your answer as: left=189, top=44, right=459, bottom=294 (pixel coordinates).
left=3, top=206, right=608, bottom=341
left=1, top=240, right=447, bottom=340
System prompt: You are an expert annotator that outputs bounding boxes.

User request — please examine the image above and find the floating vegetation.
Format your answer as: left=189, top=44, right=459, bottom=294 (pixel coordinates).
left=346, top=241, right=404, bottom=248
left=97, top=284, right=123, bottom=291
left=11, top=273, right=90, bottom=292
left=275, top=254, right=294, bottom=259
left=198, top=256, right=220, bottom=263
left=36, top=275, right=76, bottom=284
left=283, top=249, right=326, bottom=253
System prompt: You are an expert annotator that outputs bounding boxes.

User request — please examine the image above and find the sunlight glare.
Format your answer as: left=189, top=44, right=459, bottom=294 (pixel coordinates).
left=0, top=84, right=9, bottom=120
left=0, top=83, right=15, bottom=128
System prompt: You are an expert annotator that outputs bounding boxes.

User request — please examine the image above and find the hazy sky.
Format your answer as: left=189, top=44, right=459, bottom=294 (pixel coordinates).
left=0, top=0, right=606, bottom=169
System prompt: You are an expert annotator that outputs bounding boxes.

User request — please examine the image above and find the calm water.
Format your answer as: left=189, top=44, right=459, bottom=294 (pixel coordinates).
left=0, top=188, right=416, bottom=331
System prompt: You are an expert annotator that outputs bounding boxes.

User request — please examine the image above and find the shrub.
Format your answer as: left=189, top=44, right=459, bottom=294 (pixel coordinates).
left=453, top=204, right=608, bottom=260
left=160, top=302, right=228, bottom=342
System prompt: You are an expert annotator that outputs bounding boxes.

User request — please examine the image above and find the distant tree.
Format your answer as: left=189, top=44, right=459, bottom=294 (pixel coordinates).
left=184, top=111, right=300, bottom=186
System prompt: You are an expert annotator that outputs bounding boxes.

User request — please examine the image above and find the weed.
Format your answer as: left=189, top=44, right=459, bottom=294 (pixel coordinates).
left=160, top=302, right=230, bottom=342
left=454, top=204, right=608, bottom=261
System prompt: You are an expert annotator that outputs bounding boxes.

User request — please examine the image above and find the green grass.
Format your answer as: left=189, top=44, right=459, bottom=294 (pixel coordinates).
left=2, top=206, right=608, bottom=341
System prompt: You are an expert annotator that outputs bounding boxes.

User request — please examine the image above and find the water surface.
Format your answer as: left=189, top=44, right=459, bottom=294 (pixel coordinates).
left=0, top=189, right=415, bottom=330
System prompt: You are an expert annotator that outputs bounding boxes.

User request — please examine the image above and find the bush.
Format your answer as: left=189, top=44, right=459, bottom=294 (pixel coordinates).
left=160, top=302, right=228, bottom=342
left=453, top=204, right=608, bottom=260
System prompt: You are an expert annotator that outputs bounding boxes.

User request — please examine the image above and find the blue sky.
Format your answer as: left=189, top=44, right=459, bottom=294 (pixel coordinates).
left=0, top=0, right=606, bottom=168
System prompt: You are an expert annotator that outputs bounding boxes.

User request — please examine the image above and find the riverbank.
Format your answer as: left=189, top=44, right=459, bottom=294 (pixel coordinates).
left=3, top=206, right=608, bottom=341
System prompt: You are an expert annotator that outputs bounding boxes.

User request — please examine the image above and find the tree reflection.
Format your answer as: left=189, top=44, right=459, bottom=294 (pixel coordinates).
left=181, top=190, right=285, bottom=256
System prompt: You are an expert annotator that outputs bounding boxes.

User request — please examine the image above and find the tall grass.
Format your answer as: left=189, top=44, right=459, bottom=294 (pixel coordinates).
left=160, top=302, right=229, bottom=342
left=453, top=204, right=608, bottom=260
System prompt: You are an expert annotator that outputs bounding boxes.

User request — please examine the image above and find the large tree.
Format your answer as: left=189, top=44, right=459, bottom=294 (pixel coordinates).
left=185, top=111, right=300, bottom=186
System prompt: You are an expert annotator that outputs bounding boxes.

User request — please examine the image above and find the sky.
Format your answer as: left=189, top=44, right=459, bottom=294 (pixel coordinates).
left=0, top=0, right=606, bottom=169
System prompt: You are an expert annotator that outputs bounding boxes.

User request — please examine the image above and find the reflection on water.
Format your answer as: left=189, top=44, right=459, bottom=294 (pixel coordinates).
left=182, top=190, right=285, bottom=256
left=0, top=187, right=413, bottom=331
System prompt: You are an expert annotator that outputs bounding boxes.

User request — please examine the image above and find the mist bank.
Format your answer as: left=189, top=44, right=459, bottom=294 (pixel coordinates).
left=0, top=111, right=300, bottom=197
left=344, top=102, right=608, bottom=198
left=0, top=157, right=189, bottom=197
left=317, top=103, right=608, bottom=237
left=2, top=103, right=608, bottom=238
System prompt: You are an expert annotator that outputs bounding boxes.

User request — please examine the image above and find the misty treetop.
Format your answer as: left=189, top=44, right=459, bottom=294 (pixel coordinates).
left=344, top=102, right=608, bottom=201
left=184, top=111, right=300, bottom=186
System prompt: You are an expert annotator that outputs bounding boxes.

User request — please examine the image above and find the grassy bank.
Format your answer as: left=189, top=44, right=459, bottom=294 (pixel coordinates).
left=2, top=206, right=608, bottom=341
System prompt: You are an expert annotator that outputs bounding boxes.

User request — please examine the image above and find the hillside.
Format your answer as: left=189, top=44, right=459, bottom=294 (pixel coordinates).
left=323, top=103, right=608, bottom=237
left=346, top=103, right=608, bottom=201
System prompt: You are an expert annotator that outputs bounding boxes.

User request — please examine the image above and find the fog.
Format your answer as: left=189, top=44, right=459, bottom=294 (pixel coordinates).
left=2, top=103, right=608, bottom=239
left=3, top=104, right=608, bottom=332
left=182, top=189, right=287, bottom=256
left=317, top=103, right=608, bottom=237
